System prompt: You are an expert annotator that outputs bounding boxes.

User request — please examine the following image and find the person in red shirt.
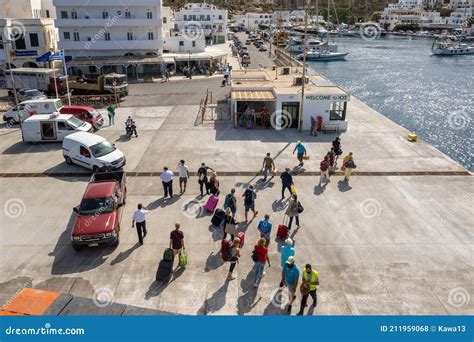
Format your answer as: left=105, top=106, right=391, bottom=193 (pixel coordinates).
left=319, top=155, right=330, bottom=186
left=170, top=222, right=185, bottom=267
left=252, top=238, right=271, bottom=287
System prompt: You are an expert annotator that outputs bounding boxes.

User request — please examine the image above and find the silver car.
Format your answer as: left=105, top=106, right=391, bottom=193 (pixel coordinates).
left=17, top=88, right=47, bottom=102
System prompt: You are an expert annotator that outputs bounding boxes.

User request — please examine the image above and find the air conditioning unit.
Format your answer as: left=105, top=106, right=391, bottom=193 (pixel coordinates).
left=293, top=76, right=309, bottom=86
left=282, top=67, right=290, bottom=75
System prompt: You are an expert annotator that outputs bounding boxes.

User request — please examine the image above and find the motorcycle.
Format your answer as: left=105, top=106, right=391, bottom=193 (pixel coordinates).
left=125, top=121, right=137, bottom=138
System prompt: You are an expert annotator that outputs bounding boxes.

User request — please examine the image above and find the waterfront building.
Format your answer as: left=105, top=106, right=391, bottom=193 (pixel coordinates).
left=172, top=3, right=228, bottom=45
left=230, top=68, right=350, bottom=133
left=0, top=0, right=57, bottom=69
left=233, top=13, right=273, bottom=31
left=53, top=0, right=163, bottom=76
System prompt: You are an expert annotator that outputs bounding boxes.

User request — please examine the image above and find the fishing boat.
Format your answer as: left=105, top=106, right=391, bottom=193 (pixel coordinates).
left=298, top=49, right=348, bottom=61
left=285, top=36, right=338, bottom=53
left=431, top=39, right=474, bottom=56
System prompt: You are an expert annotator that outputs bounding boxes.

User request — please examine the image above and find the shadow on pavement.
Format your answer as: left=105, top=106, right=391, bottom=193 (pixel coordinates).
left=2, top=141, right=62, bottom=154
left=144, top=267, right=185, bottom=300
left=110, top=242, right=141, bottom=265
left=263, top=288, right=289, bottom=315
left=146, top=196, right=180, bottom=210
left=196, top=280, right=230, bottom=315
left=204, top=251, right=224, bottom=272
left=237, top=268, right=261, bottom=315
left=337, top=179, right=352, bottom=192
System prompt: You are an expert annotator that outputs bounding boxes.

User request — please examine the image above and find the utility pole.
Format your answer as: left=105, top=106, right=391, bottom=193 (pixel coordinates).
left=299, top=3, right=309, bottom=132
left=4, top=41, right=19, bottom=110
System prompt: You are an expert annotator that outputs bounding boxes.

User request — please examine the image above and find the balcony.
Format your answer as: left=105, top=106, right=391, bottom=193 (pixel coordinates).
left=55, top=18, right=161, bottom=28
left=59, top=39, right=162, bottom=51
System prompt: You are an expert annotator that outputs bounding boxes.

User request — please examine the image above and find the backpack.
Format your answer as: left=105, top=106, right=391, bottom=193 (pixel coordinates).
left=224, top=194, right=234, bottom=209
left=244, top=189, right=255, bottom=205
left=221, top=239, right=231, bottom=262
left=251, top=247, right=259, bottom=262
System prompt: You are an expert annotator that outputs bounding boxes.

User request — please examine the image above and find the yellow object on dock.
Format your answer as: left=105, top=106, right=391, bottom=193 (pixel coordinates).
left=407, top=133, right=417, bottom=142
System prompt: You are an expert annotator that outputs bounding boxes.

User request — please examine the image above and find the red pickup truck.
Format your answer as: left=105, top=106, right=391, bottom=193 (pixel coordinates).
left=71, top=171, right=126, bottom=251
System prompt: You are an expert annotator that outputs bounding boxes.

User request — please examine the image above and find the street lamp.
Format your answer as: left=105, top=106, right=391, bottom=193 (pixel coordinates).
left=3, top=40, right=20, bottom=110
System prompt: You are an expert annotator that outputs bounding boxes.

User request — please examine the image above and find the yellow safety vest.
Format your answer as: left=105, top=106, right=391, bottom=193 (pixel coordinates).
left=303, top=269, right=318, bottom=291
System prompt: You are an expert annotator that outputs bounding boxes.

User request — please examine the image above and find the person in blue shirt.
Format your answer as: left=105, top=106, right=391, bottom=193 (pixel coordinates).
left=280, top=168, right=293, bottom=200
left=280, top=256, right=300, bottom=313
left=280, top=238, right=295, bottom=268
left=292, top=141, right=307, bottom=167
left=257, top=214, right=272, bottom=247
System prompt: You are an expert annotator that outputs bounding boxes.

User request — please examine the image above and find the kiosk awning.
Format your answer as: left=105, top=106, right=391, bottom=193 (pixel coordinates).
left=231, top=91, right=276, bottom=101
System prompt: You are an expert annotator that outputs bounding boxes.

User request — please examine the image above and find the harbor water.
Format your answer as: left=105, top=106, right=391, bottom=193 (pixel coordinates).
left=310, top=36, right=473, bottom=171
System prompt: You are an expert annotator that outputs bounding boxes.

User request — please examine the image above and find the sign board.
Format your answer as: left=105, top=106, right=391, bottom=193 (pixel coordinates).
left=12, top=50, right=39, bottom=57
left=305, top=94, right=350, bottom=102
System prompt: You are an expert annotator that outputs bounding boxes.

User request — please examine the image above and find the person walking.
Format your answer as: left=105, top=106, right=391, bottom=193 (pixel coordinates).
left=160, top=166, right=174, bottom=198
left=342, top=152, right=356, bottom=181
left=252, top=238, right=271, bottom=287
left=297, top=264, right=319, bottom=315
left=242, top=184, right=258, bottom=223
left=327, top=147, right=336, bottom=169
left=223, top=208, right=238, bottom=241
left=286, top=193, right=300, bottom=231
left=257, top=214, right=272, bottom=247
left=280, top=238, right=295, bottom=269
left=280, top=168, right=293, bottom=200
left=223, top=188, right=237, bottom=218
left=292, top=141, right=307, bottom=167
left=132, top=203, right=148, bottom=245
left=208, top=172, right=220, bottom=196
left=227, top=237, right=241, bottom=280
left=170, top=222, right=185, bottom=266
left=280, top=256, right=300, bottom=313
left=261, top=152, right=275, bottom=182
left=177, top=160, right=190, bottom=194
left=332, top=137, right=343, bottom=164
left=197, top=163, right=215, bottom=196
left=319, top=155, right=330, bottom=185
left=107, top=104, right=115, bottom=126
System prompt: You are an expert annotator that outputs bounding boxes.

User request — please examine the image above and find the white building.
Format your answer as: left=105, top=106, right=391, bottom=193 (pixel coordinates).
left=172, top=3, right=228, bottom=45
left=0, top=0, right=57, bottom=69
left=233, top=13, right=273, bottom=31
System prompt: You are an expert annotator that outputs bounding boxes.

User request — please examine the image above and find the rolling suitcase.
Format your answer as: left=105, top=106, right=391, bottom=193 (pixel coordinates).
left=163, top=248, right=174, bottom=262
left=205, top=195, right=219, bottom=212
left=221, top=239, right=231, bottom=262
left=156, top=259, right=173, bottom=282
left=237, top=231, right=245, bottom=248
left=211, top=208, right=226, bottom=226
left=277, top=215, right=289, bottom=239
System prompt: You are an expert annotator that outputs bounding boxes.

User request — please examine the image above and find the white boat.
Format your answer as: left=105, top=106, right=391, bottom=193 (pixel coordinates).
left=285, top=37, right=338, bottom=53
left=431, top=40, right=474, bottom=56
left=298, top=50, right=348, bottom=61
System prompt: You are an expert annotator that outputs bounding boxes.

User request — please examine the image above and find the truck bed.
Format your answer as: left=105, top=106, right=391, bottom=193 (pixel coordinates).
left=90, top=171, right=125, bottom=185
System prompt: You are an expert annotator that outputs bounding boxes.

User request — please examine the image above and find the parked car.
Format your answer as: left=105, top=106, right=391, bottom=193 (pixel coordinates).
left=62, top=131, right=126, bottom=171
left=60, top=105, right=104, bottom=130
left=259, top=44, right=268, bottom=51
left=3, top=98, right=64, bottom=124
left=21, top=114, right=93, bottom=143
left=17, top=88, right=47, bottom=102
left=71, top=171, right=126, bottom=251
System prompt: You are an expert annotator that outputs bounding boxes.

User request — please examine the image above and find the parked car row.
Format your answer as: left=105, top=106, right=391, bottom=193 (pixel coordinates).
left=3, top=98, right=105, bottom=129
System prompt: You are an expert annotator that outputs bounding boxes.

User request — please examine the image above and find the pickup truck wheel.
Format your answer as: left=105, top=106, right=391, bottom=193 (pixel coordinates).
left=65, top=156, right=73, bottom=164
left=6, top=118, right=15, bottom=126
left=72, top=244, right=83, bottom=252
left=92, top=166, right=99, bottom=173
left=112, top=233, right=120, bottom=247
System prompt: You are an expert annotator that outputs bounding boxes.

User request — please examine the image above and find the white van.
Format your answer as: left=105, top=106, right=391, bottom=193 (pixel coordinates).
left=21, top=114, right=93, bottom=143
left=62, top=132, right=126, bottom=171
left=3, top=98, right=64, bottom=124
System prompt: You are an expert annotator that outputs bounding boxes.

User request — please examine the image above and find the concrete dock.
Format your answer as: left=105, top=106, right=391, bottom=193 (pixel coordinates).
left=0, top=36, right=472, bottom=315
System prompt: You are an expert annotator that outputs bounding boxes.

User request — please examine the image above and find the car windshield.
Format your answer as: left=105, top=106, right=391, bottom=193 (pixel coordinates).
left=90, top=109, right=101, bottom=118
left=67, top=116, right=86, bottom=128
left=26, top=90, right=42, bottom=96
left=79, top=197, right=114, bottom=215
left=90, top=140, right=116, bottom=158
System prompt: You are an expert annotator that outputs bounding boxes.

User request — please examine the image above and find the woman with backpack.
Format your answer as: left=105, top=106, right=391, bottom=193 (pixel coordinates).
left=223, top=208, right=238, bottom=241
left=223, top=188, right=237, bottom=218
left=252, top=238, right=271, bottom=287
left=227, top=237, right=241, bottom=280
left=286, top=193, right=302, bottom=231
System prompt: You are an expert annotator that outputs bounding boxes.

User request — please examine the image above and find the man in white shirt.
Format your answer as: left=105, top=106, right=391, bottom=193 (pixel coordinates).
left=177, top=160, right=190, bottom=194
left=160, top=166, right=174, bottom=198
left=132, top=203, right=148, bottom=245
